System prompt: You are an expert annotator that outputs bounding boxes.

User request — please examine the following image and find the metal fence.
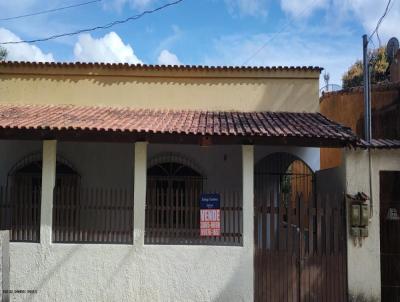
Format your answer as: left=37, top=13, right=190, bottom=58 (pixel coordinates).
left=145, top=187, right=243, bottom=245
left=0, top=186, right=41, bottom=242
left=53, top=186, right=134, bottom=244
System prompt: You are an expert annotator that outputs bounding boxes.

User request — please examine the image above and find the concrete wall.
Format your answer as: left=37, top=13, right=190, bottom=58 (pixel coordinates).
left=1, top=230, right=10, bottom=302
left=0, top=65, right=320, bottom=112
left=344, top=148, right=400, bottom=301
left=320, top=83, right=400, bottom=169
left=316, top=165, right=345, bottom=198
left=0, top=140, right=319, bottom=302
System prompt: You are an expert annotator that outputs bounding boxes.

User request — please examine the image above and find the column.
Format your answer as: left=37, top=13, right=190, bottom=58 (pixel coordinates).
left=40, top=140, right=57, bottom=246
left=133, top=142, right=148, bottom=246
left=242, top=145, right=254, bottom=300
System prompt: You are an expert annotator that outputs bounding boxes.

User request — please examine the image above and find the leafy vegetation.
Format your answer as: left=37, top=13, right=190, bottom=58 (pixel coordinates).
left=0, top=46, right=7, bottom=61
left=342, top=47, right=389, bottom=89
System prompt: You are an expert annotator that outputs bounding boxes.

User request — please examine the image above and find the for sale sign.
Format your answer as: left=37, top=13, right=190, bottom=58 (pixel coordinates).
left=200, top=193, right=221, bottom=237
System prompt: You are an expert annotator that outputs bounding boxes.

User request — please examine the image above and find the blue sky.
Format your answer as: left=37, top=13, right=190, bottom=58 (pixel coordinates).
left=0, top=0, right=399, bottom=87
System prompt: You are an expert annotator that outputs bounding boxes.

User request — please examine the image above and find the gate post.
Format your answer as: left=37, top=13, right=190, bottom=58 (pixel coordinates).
left=242, top=145, right=254, bottom=300
left=1, top=230, right=10, bottom=302
left=344, top=149, right=381, bottom=300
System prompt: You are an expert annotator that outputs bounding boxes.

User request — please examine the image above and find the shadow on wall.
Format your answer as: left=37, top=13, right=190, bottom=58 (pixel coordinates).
left=2, top=75, right=318, bottom=112
left=212, top=250, right=252, bottom=302
left=22, top=245, right=82, bottom=302
left=348, top=292, right=380, bottom=302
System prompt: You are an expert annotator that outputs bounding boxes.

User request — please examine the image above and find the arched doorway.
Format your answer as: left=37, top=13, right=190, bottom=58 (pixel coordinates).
left=4, top=153, right=80, bottom=242
left=145, top=154, right=205, bottom=244
left=255, top=152, right=314, bottom=208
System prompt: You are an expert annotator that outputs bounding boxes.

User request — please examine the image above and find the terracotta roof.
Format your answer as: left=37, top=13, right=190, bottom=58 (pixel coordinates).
left=0, top=61, right=323, bottom=73
left=0, top=104, right=357, bottom=145
left=358, top=139, right=400, bottom=149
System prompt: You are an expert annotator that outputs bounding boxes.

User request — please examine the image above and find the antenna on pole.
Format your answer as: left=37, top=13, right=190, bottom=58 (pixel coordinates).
left=323, top=72, right=330, bottom=91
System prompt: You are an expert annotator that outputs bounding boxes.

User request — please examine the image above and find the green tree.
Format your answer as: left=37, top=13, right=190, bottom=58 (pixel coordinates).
left=0, top=46, right=7, bottom=61
left=342, top=46, right=389, bottom=89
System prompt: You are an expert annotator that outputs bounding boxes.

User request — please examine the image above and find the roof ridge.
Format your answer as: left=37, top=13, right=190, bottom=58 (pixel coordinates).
left=0, top=61, right=323, bottom=72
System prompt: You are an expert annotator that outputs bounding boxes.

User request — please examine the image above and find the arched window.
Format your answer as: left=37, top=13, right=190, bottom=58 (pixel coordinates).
left=145, top=156, right=205, bottom=243
left=2, top=153, right=80, bottom=242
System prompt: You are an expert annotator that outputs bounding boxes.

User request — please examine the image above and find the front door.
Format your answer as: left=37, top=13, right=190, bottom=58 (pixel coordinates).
left=380, top=171, right=400, bottom=301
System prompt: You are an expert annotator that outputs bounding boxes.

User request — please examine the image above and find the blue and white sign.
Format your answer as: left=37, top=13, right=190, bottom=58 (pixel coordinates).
left=200, top=193, right=220, bottom=209
left=200, top=193, right=221, bottom=237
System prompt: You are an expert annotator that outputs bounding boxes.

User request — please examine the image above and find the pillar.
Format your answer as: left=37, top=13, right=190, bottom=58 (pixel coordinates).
left=40, top=140, right=57, bottom=246
left=133, top=142, right=148, bottom=246
left=242, top=145, right=254, bottom=300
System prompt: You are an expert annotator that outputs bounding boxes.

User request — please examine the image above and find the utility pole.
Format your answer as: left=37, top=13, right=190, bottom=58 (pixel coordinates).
left=362, top=34, right=372, bottom=142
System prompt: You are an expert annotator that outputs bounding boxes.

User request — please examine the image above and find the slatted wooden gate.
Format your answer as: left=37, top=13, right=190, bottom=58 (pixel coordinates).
left=254, top=153, right=347, bottom=302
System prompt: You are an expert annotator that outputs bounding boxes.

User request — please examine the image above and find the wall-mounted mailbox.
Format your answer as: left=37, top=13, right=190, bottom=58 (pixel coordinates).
left=346, top=192, right=370, bottom=242
left=360, top=204, right=370, bottom=227
left=350, top=204, right=361, bottom=226
left=360, top=227, right=368, bottom=237
left=350, top=227, right=360, bottom=237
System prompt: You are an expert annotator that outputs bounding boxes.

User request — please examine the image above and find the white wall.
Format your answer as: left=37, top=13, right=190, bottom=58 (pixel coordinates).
left=0, top=230, right=10, bottom=302
left=10, top=243, right=251, bottom=302
left=1, top=140, right=320, bottom=302
left=345, top=149, right=400, bottom=301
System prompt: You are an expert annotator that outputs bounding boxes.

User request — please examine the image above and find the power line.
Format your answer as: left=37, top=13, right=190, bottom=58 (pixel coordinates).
left=242, top=0, right=318, bottom=65
left=0, top=0, right=184, bottom=45
left=368, top=0, right=393, bottom=46
left=0, top=0, right=102, bottom=22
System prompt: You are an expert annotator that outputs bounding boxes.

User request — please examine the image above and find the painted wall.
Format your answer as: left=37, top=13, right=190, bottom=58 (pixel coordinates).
left=0, top=140, right=319, bottom=302
left=344, top=148, right=400, bottom=301
left=0, top=66, right=320, bottom=112
left=10, top=243, right=251, bottom=302
left=320, top=83, right=400, bottom=169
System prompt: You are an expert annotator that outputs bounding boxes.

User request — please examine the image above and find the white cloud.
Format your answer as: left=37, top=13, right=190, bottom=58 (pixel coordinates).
left=203, top=30, right=358, bottom=87
left=73, top=32, right=143, bottom=64
left=280, top=0, right=328, bottom=18
left=280, top=0, right=400, bottom=42
left=344, top=0, right=400, bottom=42
left=0, top=28, right=54, bottom=62
left=157, top=49, right=182, bottom=65
left=224, top=0, right=268, bottom=17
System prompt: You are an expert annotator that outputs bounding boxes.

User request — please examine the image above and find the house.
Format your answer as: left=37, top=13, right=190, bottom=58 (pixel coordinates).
left=321, top=81, right=400, bottom=301
left=0, top=61, right=398, bottom=301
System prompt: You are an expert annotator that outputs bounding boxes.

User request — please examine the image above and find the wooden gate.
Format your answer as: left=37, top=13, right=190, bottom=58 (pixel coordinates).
left=254, top=153, right=347, bottom=302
